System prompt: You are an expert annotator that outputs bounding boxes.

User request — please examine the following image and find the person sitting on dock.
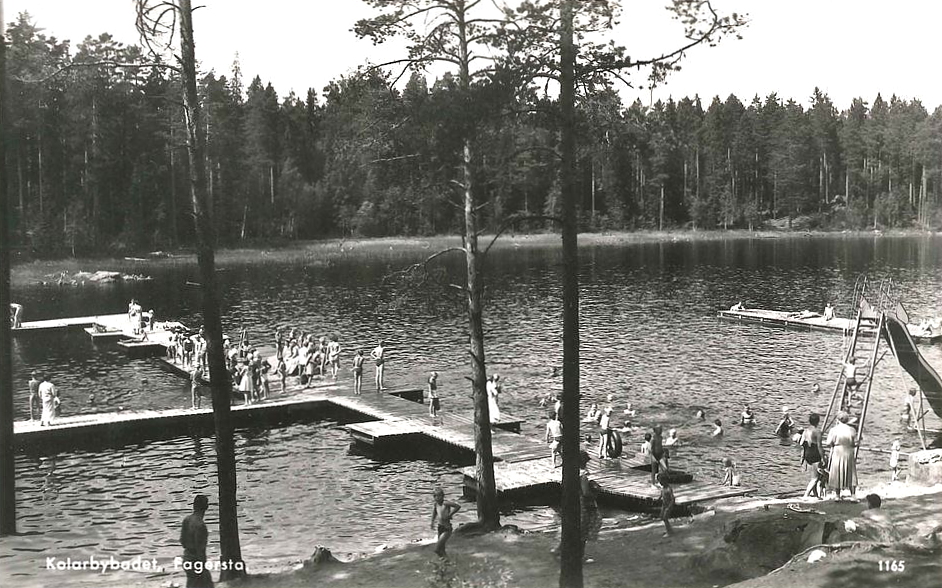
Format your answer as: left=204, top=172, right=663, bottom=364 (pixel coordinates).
left=740, top=405, right=756, bottom=426
left=545, top=411, right=563, bottom=467
left=730, top=301, right=745, bottom=312
left=823, top=303, right=835, bottom=321
left=428, top=372, right=441, bottom=422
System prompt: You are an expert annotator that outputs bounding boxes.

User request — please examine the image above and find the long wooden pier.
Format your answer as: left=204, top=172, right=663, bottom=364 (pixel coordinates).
left=13, top=312, right=129, bottom=333
left=12, top=381, right=427, bottom=451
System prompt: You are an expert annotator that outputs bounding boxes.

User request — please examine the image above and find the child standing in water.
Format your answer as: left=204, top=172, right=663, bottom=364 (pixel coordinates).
left=890, top=440, right=902, bottom=482
left=658, top=473, right=675, bottom=537
left=721, top=457, right=740, bottom=486
left=352, top=349, right=365, bottom=395
left=430, top=488, right=461, bottom=558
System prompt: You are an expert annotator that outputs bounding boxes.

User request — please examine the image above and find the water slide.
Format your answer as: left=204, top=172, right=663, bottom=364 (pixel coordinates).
left=883, top=314, right=942, bottom=418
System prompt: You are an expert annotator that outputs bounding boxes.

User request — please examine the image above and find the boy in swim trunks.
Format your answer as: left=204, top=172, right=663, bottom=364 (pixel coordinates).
left=545, top=411, right=563, bottom=467
left=371, top=341, right=386, bottom=391
left=430, top=487, right=461, bottom=557
left=353, top=350, right=365, bottom=395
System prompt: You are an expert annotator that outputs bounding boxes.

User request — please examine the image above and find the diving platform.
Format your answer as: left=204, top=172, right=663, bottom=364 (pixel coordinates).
left=718, top=308, right=860, bottom=334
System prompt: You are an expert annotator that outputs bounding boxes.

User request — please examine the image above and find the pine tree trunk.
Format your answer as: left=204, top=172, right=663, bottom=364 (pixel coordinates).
left=0, top=9, right=19, bottom=536
left=558, top=3, right=583, bottom=586
left=169, top=113, right=178, bottom=246
left=177, top=0, right=244, bottom=577
left=456, top=2, right=498, bottom=530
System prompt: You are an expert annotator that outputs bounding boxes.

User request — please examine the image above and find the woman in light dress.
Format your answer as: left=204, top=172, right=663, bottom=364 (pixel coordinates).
left=487, top=375, right=501, bottom=423
left=825, top=411, right=858, bottom=500
left=238, top=361, right=255, bottom=405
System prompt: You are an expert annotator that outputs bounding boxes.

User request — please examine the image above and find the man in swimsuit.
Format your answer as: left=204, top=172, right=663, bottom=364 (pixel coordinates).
left=353, top=350, right=365, bottom=395
left=180, top=494, right=213, bottom=587
left=430, top=487, right=461, bottom=558
left=28, top=371, right=40, bottom=421
left=545, top=411, right=563, bottom=467
left=371, top=341, right=386, bottom=392
left=428, top=372, right=441, bottom=422
left=327, top=336, right=341, bottom=378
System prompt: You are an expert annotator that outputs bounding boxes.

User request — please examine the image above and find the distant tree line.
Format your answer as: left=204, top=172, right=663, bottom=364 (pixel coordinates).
left=5, top=12, right=941, bottom=256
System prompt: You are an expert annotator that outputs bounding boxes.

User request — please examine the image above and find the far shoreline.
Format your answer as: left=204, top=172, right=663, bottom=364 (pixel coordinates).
left=9, top=228, right=941, bottom=288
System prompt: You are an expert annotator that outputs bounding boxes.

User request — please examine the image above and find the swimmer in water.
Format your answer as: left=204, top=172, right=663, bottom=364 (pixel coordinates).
left=740, top=405, right=755, bottom=425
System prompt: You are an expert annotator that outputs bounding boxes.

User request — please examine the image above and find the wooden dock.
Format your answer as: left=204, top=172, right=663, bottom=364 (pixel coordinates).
left=718, top=308, right=863, bottom=335
left=12, top=381, right=425, bottom=451
left=461, top=451, right=755, bottom=508
left=13, top=312, right=129, bottom=333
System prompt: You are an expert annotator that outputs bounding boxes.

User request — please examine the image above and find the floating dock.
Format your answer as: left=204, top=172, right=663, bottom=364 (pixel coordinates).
left=13, top=312, right=129, bottom=333
left=718, top=308, right=862, bottom=335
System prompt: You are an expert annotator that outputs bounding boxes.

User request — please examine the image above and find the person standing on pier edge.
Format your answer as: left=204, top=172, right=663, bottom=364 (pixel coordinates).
left=28, top=371, right=40, bottom=421
left=428, top=372, right=440, bottom=421
left=545, top=410, right=563, bottom=467
left=276, top=355, right=287, bottom=393
left=327, top=335, right=342, bottom=378
left=39, top=375, right=59, bottom=426
left=180, top=494, right=213, bottom=587
left=430, top=487, right=461, bottom=558
left=353, top=349, right=365, bottom=395
left=597, top=407, right=613, bottom=459
left=191, top=365, right=204, bottom=409
left=371, top=341, right=386, bottom=392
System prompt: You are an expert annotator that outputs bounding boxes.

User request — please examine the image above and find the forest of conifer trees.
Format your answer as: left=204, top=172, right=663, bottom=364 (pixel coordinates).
left=5, top=12, right=941, bottom=256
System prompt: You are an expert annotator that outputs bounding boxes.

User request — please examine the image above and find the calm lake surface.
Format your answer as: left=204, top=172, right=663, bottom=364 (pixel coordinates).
left=3, top=234, right=941, bottom=586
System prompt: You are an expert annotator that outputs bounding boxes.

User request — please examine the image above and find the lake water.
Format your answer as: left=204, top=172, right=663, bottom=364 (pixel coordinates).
left=2, top=234, right=941, bottom=586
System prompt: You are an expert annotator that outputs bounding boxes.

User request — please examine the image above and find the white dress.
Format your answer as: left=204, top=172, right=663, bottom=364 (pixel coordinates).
left=487, top=380, right=501, bottom=422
